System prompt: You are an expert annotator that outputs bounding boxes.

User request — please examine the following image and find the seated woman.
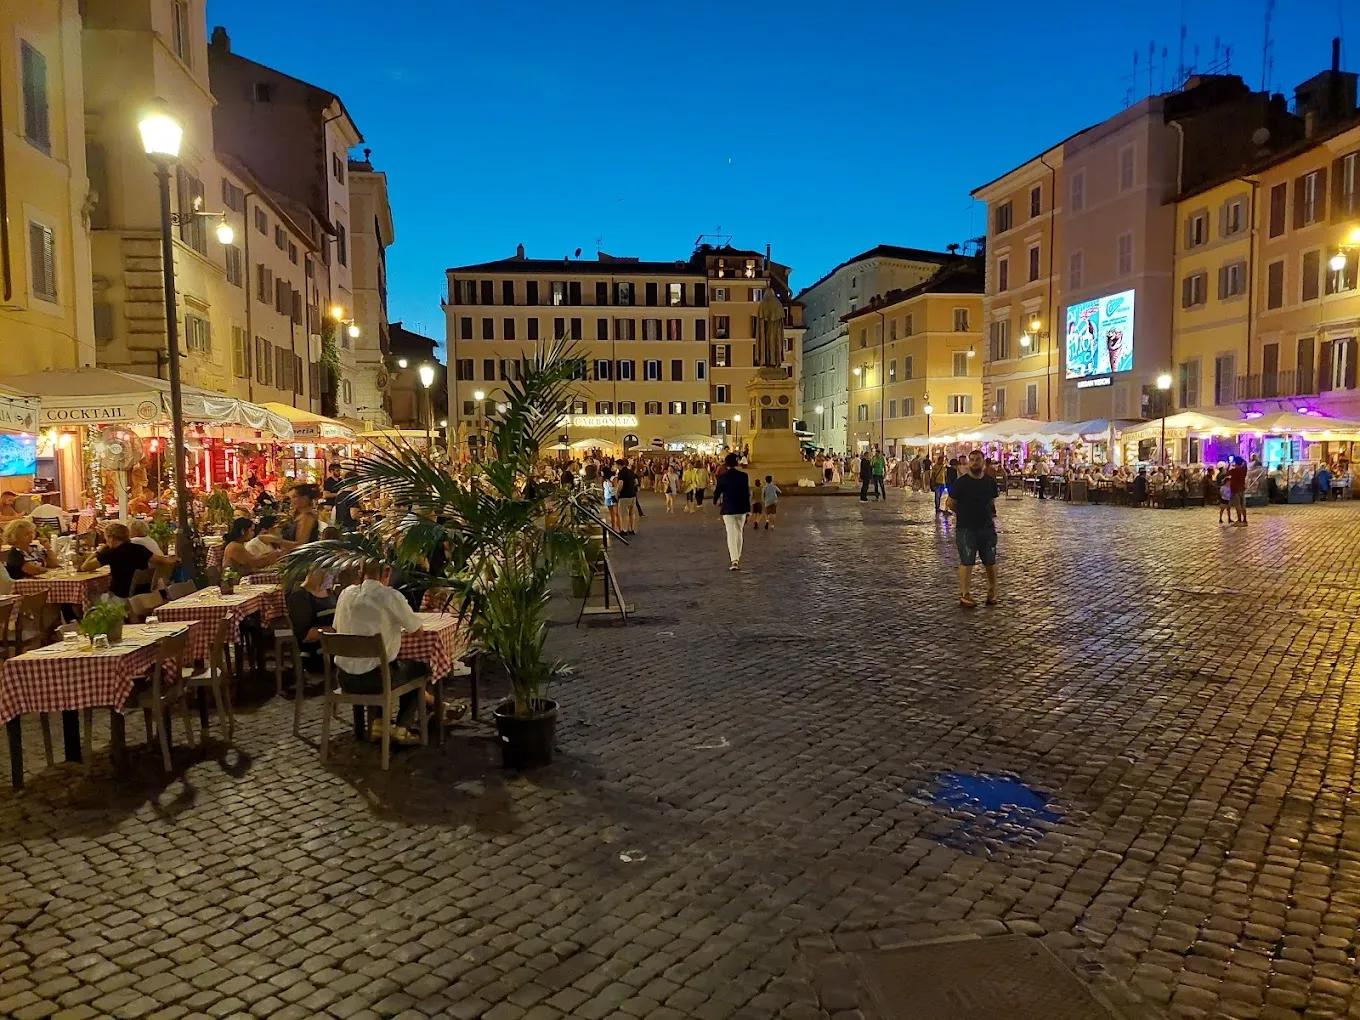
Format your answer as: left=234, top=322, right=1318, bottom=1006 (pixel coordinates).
left=286, top=568, right=337, bottom=672
left=244, top=515, right=286, bottom=560
left=4, top=517, right=57, bottom=579
left=220, top=517, right=281, bottom=575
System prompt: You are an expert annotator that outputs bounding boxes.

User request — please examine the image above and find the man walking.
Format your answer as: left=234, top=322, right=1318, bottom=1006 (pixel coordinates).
left=946, top=449, right=999, bottom=608
left=858, top=450, right=873, bottom=502
left=615, top=458, right=640, bottom=535
left=871, top=446, right=887, bottom=500
left=712, top=452, right=751, bottom=570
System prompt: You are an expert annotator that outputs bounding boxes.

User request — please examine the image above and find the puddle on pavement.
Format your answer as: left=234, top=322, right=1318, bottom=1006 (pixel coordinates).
left=920, top=772, right=1062, bottom=853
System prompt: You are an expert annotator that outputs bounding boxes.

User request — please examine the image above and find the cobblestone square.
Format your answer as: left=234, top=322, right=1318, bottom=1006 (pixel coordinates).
left=4, top=492, right=1360, bottom=1019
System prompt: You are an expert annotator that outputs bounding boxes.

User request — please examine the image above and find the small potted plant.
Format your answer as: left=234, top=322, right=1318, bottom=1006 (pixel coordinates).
left=79, top=601, right=126, bottom=645
left=219, top=569, right=240, bottom=596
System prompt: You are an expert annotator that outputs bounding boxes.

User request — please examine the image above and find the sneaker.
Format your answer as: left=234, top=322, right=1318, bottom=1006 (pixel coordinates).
left=388, top=724, right=421, bottom=747
left=368, top=718, right=386, bottom=742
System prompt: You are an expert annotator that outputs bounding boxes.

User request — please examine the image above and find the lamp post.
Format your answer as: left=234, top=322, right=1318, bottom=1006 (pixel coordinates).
left=418, top=364, right=435, bottom=449
left=733, top=413, right=741, bottom=450
left=1156, top=372, right=1173, bottom=464
left=923, top=397, right=934, bottom=454
left=138, top=100, right=195, bottom=567
left=472, top=389, right=486, bottom=461
left=814, top=404, right=824, bottom=449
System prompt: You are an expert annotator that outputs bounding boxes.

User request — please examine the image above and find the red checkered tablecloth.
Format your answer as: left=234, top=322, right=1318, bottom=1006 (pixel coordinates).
left=13, top=570, right=111, bottom=611
left=420, top=588, right=459, bottom=613
left=399, top=613, right=470, bottom=680
left=0, top=622, right=199, bottom=723
left=157, top=584, right=287, bottom=660
left=246, top=569, right=280, bottom=586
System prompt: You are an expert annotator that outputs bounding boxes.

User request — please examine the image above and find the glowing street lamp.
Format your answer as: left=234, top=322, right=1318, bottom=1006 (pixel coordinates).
left=418, top=364, right=436, bottom=447
left=1156, top=372, right=1174, bottom=464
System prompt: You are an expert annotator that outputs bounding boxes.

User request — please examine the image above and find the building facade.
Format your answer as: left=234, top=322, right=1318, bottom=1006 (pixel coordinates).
left=0, top=0, right=94, bottom=373
left=444, top=244, right=797, bottom=455
left=971, top=146, right=1063, bottom=422
left=386, top=321, right=446, bottom=434
left=843, top=259, right=984, bottom=455
left=347, top=154, right=394, bottom=425
left=207, top=26, right=366, bottom=418
left=798, top=245, right=956, bottom=451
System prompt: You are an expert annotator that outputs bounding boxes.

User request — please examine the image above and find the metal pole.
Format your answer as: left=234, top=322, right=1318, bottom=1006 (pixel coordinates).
left=1161, top=411, right=1167, bottom=465
left=425, top=385, right=432, bottom=449
left=154, top=163, right=193, bottom=566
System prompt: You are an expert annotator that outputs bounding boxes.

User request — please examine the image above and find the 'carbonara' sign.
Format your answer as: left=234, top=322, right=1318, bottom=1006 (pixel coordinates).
left=560, top=414, right=638, bottom=429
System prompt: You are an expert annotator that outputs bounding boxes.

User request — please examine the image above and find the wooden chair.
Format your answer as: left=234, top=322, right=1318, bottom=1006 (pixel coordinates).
left=318, top=633, right=430, bottom=771
left=129, top=567, right=154, bottom=597
left=7, top=592, right=49, bottom=658
left=271, top=627, right=305, bottom=734
left=127, top=592, right=164, bottom=623
left=150, top=562, right=175, bottom=592
left=131, top=629, right=193, bottom=772
left=183, top=617, right=234, bottom=742
left=166, top=580, right=198, bottom=601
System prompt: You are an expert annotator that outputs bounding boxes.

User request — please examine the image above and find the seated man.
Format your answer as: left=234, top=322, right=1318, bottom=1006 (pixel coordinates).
left=331, top=561, right=428, bottom=746
left=29, top=494, right=72, bottom=535
left=83, top=522, right=177, bottom=600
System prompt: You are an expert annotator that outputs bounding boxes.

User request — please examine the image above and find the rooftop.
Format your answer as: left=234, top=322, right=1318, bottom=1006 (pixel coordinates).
left=841, top=258, right=985, bottom=322
left=796, top=244, right=962, bottom=299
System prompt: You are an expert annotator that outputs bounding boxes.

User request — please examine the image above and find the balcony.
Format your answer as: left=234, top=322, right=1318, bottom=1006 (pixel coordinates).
left=1233, top=371, right=1317, bottom=402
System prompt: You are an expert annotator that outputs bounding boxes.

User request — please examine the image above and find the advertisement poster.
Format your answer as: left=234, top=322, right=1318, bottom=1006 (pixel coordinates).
left=1065, top=289, right=1136, bottom=379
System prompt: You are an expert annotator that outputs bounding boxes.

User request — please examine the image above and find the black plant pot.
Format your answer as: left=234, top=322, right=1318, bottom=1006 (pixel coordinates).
left=493, top=699, right=558, bottom=769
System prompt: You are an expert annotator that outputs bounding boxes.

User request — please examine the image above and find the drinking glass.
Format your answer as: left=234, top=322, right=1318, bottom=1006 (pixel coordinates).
left=91, top=634, right=110, bottom=651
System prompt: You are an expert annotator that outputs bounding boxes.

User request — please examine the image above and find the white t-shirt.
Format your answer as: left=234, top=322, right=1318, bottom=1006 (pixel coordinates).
left=332, top=579, right=423, bottom=675
left=131, top=536, right=163, bottom=556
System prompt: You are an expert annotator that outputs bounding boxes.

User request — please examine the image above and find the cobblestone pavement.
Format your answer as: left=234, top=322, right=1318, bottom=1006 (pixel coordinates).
left=4, top=491, right=1360, bottom=1019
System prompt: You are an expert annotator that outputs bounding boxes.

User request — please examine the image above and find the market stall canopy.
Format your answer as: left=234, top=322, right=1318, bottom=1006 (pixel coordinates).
left=0, top=383, right=39, bottom=433
left=4, top=368, right=293, bottom=439
left=1244, top=411, right=1360, bottom=437
left=1040, top=419, right=1139, bottom=442
left=1117, top=411, right=1243, bottom=442
left=974, top=418, right=1047, bottom=443
left=258, top=402, right=354, bottom=442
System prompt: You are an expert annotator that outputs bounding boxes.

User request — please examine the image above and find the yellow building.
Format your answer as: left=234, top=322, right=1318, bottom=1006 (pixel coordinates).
left=0, top=0, right=95, bottom=372
left=971, top=144, right=1063, bottom=422
left=1250, top=122, right=1360, bottom=419
left=1170, top=177, right=1255, bottom=418
left=843, top=259, right=985, bottom=455
left=444, top=244, right=797, bottom=455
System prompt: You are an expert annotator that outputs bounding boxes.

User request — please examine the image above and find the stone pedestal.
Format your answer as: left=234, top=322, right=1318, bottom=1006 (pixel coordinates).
left=743, top=370, right=817, bottom=487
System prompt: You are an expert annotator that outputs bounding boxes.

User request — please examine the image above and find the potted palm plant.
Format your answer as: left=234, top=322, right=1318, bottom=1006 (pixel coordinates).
left=281, top=335, right=599, bottom=768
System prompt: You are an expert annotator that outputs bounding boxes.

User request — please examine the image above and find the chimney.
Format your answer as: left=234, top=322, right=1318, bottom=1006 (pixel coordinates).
left=763, top=242, right=771, bottom=272
left=515, top=243, right=525, bottom=259
left=1334, top=36, right=1342, bottom=72
left=210, top=26, right=230, bottom=52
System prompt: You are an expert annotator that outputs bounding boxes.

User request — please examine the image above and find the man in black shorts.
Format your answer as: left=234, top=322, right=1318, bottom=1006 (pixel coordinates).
left=945, top=448, right=999, bottom=608
left=615, top=458, right=640, bottom=535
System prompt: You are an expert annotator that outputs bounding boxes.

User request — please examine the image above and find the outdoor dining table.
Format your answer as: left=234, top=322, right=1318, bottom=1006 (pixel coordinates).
left=14, top=567, right=111, bottom=612
left=2, top=621, right=199, bottom=788
left=156, top=583, right=287, bottom=662
left=246, top=569, right=280, bottom=586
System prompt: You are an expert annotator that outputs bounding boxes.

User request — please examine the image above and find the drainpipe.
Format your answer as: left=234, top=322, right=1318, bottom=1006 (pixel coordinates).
left=242, top=191, right=256, bottom=402
left=0, top=78, right=10, bottom=301
left=1039, top=154, right=1057, bottom=419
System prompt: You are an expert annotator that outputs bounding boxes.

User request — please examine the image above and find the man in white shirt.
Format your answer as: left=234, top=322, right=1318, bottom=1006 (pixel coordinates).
left=128, top=519, right=162, bottom=556
left=332, top=562, right=427, bottom=744
left=29, top=495, right=72, bottom=534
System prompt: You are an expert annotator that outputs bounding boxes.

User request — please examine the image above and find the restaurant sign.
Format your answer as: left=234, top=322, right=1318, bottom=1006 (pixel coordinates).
left=41, top=399, right=161, bottom=425
left=560, top=414, right=639, bottom=429
left=0, top=392, right=39, bottom=432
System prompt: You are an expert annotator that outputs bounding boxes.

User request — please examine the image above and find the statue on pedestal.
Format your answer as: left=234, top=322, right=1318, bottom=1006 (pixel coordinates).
left=756, top=287, right=785, bottom=376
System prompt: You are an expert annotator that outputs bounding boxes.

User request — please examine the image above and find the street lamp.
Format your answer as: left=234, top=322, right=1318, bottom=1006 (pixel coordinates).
left=923, top=398, right=934, bottom=452
left=138, top=99, right=194, bottom=566
left=418, top=363, right=436, bottom=448
left=330, top=304, right=361, bottom=340
left=733, top=413, right=742, bottom=448
left=396, top=357, right=408, bottom=369
left=1156, top=372, right=1173, bottom=464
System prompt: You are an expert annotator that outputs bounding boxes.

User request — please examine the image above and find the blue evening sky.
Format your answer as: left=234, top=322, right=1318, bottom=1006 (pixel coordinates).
left=208, top=0, right=1346, bottom=353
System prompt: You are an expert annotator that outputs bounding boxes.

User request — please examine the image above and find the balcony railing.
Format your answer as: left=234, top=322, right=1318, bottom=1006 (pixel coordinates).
left=1233, top=370, right=1317, bottom=401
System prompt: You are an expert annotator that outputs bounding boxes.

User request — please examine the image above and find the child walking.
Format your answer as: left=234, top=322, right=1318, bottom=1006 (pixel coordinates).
left=761, top=475, right=781, bottom=529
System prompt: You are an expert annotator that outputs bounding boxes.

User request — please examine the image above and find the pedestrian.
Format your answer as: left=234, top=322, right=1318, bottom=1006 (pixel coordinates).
left=1227, top=455, right=1248, bottom=526
left=930, top=454, right=948, bottom=513
left=871, top=446, right=887, bottom=500
left=858, top=450, right=873, bottom=502
left=712, top=452, right=751, bottom=570
left=761, top=474, right=780, bottom=529
left=615, top=458, right=640, bottom=535
left=945, top=449, right=1000, bottom=608
left=663, top=464, right=679, bottom=513
left=603, top=472, right=621, bottom=533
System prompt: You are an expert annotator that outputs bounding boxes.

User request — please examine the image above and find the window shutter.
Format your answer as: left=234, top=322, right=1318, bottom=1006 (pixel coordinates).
left=1217, top=267, right=1228, bottom=300
left=29, top=222, right=55, bottom=301
left=1332, top=158, right=1346, bottom=222
left=1316, top=168, right=1328, bottom=221
left=1269, top=183, right=1287, bottom=237
left=1347, top=340, right=1359, bottom=391
left=1182, top=276, right=1192, bottom=308
left=1293, top=177, right=1306, bottom=229
left=1183, top=216, right=1193, bottom=250
left=1319, top=340, right=1334, bottom=392
left=1218, top=204, right=1228, bottom=238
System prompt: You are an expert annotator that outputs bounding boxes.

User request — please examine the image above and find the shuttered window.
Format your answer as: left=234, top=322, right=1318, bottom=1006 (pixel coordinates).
left=1266, top=260, right=1284, bottom=309
left=28, top=221, right=56, bottom=302
left=232, top=327, right=250, bottom=378
left=1267, top=183, right=1287, bottom=238
left=1301, top=251, right=1321, bottom=302
left=184, top=313, right=211, bottom=354
left=20, top=43, right=50, bottom=152
left=175, top=169, right=206, bottom=253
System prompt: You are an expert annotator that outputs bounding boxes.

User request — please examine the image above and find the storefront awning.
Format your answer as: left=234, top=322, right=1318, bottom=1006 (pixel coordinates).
left=258, top=402, right=354, bottom=442
left=1117, top=411, right=1244, bottom=442
left=1242, top=411, right=1360, bottom=437
left=0, top=384, right=40, bottom=434
left=3, top=368, right=293, bottom=439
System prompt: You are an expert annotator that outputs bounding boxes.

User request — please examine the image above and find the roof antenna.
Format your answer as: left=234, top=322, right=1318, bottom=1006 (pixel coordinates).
left=1261, top=0, right=1275, bottom=92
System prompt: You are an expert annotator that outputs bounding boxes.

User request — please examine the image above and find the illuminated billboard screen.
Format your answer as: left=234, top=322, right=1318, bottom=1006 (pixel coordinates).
left=1065, top=289, right=1135, bottom=380
left=0, top=434, right=36, bottom=475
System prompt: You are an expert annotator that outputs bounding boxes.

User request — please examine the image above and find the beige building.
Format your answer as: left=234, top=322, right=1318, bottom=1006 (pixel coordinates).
left=843, top=259, right=984, bottom=454
left=798, top=245, right=957, bottom=451
left=208, top=26, right=365, bottom=418
left=347, top=154, right=394, bottom=425
left=0, top=0, right=94, bottom=375
left=444, top=243, right=797, bottom=455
